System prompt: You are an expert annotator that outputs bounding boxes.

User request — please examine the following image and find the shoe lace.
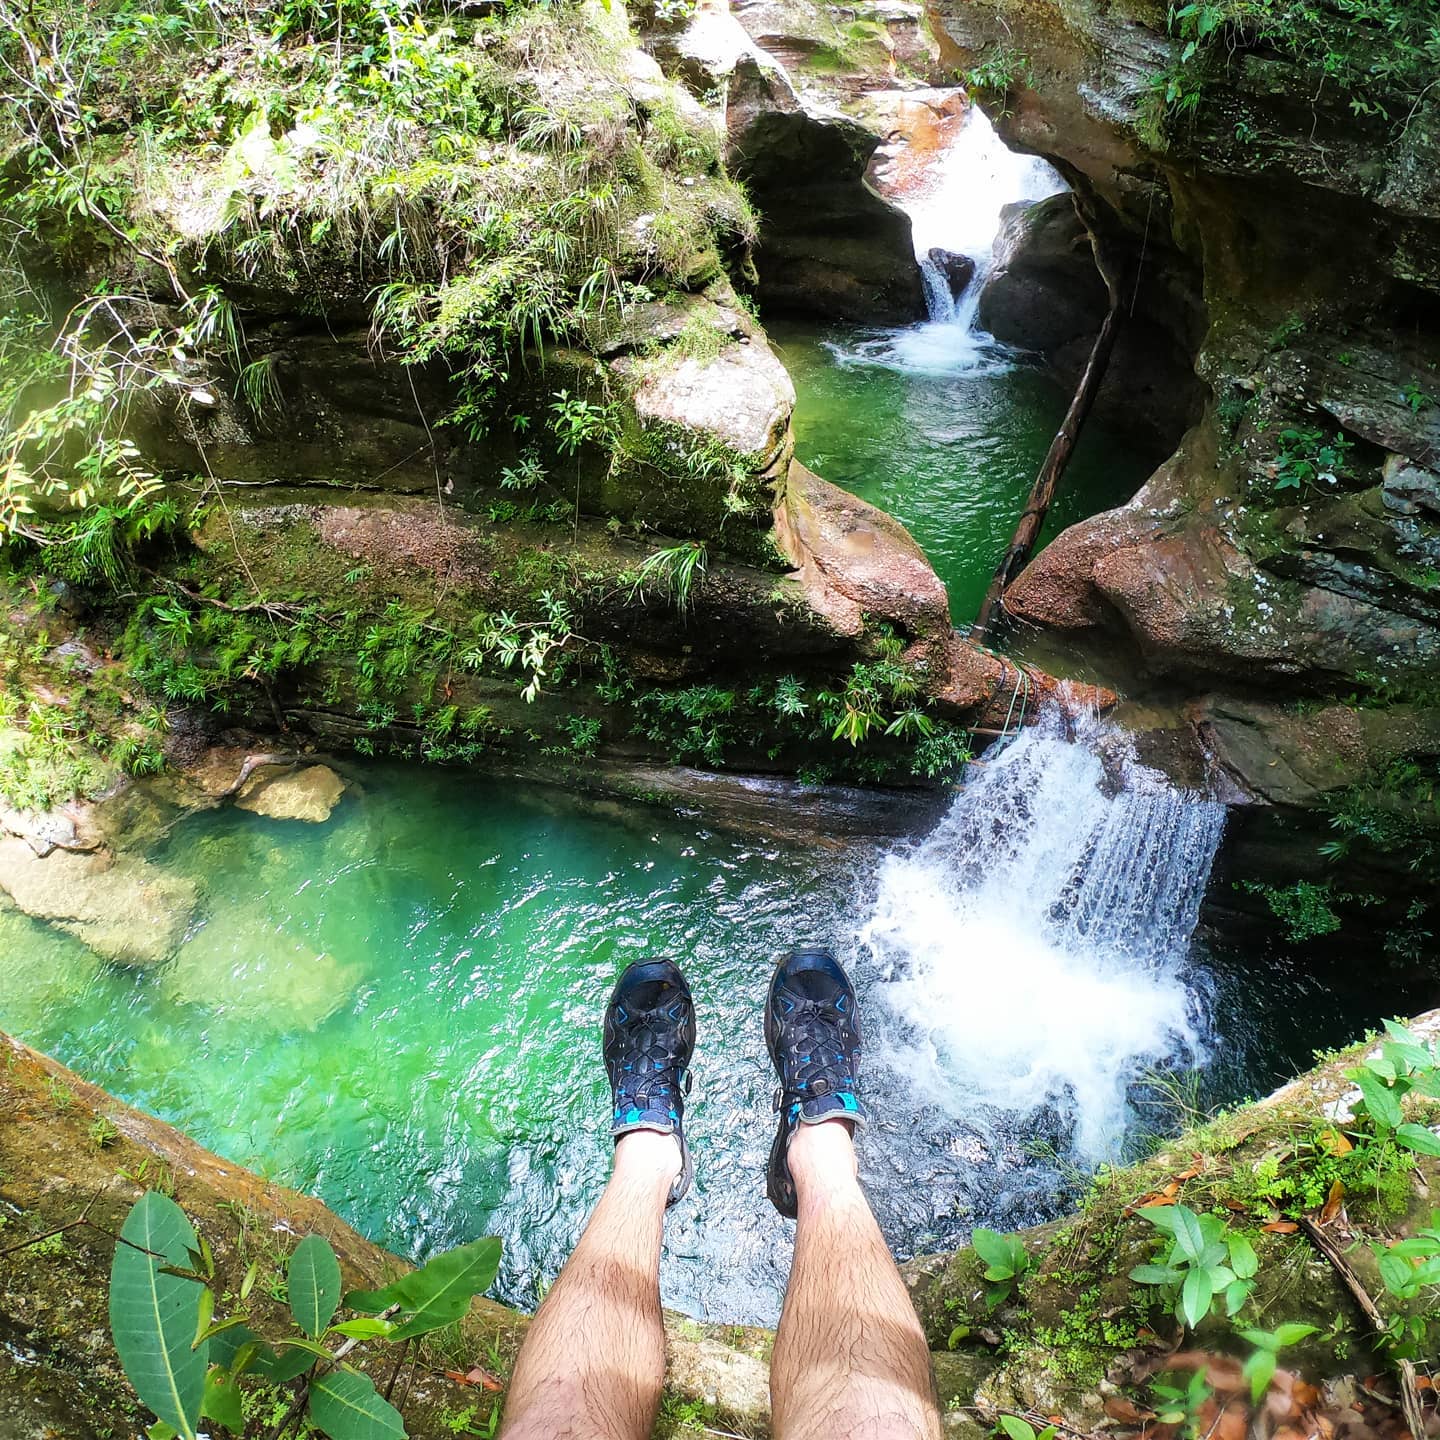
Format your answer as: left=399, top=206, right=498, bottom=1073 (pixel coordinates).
left=614, top=1007, right=688, bottom=1113
left=775, top=997, right=855, bottom=1104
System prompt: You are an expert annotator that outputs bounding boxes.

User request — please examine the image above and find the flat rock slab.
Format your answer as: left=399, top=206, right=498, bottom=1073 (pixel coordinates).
left=631, top=341, right=795, bottom=465
left=0, top=836, right=198, bottom=966
left=235, top=764, right=347, bottom=822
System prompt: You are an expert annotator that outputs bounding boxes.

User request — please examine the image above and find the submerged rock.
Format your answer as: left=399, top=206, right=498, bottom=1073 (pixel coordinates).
left=163, top=920, right=359, bottom=1031
left=234, top=763, right=348, bottom=823
left=0, top=836, right=197, bottom=967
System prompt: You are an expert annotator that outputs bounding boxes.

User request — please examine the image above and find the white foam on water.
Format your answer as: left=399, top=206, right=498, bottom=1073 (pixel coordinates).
left=860, top=712, right=1225, bottom=1162
left=830, top=106, right=1065, bottom=377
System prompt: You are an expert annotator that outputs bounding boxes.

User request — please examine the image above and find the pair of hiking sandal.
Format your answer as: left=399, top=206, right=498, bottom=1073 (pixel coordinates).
left=601, top=949, right=866, bottom=1219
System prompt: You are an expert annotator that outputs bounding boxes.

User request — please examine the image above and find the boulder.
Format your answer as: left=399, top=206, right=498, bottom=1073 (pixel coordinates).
left=774, top=459, right=952, bottom=640
left=725, top=54, right=925, bottom=323
left=1005, top=430, right=1440, bottom=691
left=0, top=835, right=198, bottom=967
left=924, top=246, right=975, bottom=300
left=234, top=763, right=348, bottom=823
left=627, top=340, right=796, bottom=466
left=977, top=194, right=1205, bottom=458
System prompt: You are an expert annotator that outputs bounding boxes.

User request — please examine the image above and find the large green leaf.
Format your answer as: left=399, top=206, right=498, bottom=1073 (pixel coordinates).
left=1397, top=1122, right=1440, bottom=1156
left=202, top=1366, right=244, bottom=1434
left=308, top=1369, right=406, bottom=1440
left=345, top=1238, right=500, bottom=1341
left=1170, top=1208, right=1208, bottom=1265
left=1227, top=1234, right=1259, bottom=1280
left=1351, top=1068, right=1403, bottom=1129
left=970, top=1228, right=1017, bottom=1278
left=109, top=1192, right=210, bottom=1440
left=1179, top=1267, right=1214, bottom=1328
left=289, top=1234, right=343, bottom=1339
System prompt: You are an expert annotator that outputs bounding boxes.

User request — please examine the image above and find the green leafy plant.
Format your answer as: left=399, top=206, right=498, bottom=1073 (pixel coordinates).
left=108, top=1190, right=501, bottom=1439
left=1372, top=1208, right=1440, bottom=1356
left=995, top=1417, right=1056, bottom=1440
left=1401, top=380, right=1434, bottom=414
left=1271, top=426, right=1353, bottom=492
left=1129, top=1203, right=1258, bottom=1327
left=959, top=45, right=1032, bottom=112
left=970, top=1227, right=1030, bottom=1310
left=1148, top=1370, right=1213, bottom=1437
left=625, top=541, right=707, bottom=613
left=1238, top=1323, right=1319, bottom=1401
left=1345, top=1019, right=1440, bottom=1158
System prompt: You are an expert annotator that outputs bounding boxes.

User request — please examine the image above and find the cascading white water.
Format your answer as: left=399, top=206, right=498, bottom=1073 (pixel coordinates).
left=836, top=105, right=1065, bottom=376
left=860, top=712, right=1225, bottom=1165
left=903, top=106, right=1064, bottom=333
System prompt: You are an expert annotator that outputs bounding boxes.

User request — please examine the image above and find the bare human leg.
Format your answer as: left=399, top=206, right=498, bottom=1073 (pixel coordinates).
left=499, top=1129, right=680, bottom=1440
left=770, top=1119, right=941, bottom=1440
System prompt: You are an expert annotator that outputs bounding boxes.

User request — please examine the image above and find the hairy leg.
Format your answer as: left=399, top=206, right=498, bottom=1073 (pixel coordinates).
left=770, top=1121, right=941, bottom=1440
left=499, top=1130, right=679, bottom=1440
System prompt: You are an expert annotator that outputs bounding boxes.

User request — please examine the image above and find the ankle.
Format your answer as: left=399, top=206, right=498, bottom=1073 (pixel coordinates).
left=788, top=1116, right=858, bottom=1200
left=613, top=1127, right=682, bottom=1193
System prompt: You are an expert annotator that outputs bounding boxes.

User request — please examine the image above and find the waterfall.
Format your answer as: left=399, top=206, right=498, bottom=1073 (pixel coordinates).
left=859, top=712, right=1224, bottom=1168
left=834, top=105, right=1064, bottom=376
left=904, top=105, right=1064, bottom=329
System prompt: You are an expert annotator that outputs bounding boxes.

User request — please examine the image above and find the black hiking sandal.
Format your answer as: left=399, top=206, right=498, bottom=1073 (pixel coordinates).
left=603, top=958, right=696, bottom=1206
left=764, top=948, right=867, bottom=1219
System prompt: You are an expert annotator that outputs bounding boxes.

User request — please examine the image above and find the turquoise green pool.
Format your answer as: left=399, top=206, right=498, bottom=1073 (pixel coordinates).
left=769, top=321, right=1151, bottom=625
left=2, top=758, right=1431, bottom=1324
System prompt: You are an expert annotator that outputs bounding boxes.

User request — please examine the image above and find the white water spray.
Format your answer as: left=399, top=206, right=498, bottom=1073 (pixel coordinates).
left=837, top=105, right=1064, bottom=376
left=860, top=713, right=1224, bottom=1164
left=905, top=107, right=1064, bottom=328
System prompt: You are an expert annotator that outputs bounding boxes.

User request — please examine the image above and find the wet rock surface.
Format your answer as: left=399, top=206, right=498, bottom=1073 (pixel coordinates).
left=928, top=0, right=1440, bottom=715
left=977, top=192, right=1205, bottom=459
left=234, top=762, right=348, bottom=823
left=724, top=52, right=926, bottom=322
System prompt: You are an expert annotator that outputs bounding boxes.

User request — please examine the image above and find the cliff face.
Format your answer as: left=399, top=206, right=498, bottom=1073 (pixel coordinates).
left=927, top=0, right=1440, bottom=705
left=0, top=0, right=1115, bottom=830
left=924, top=0, right=1440, bottom=946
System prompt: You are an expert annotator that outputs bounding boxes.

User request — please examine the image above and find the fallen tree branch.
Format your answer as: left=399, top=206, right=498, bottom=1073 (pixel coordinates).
left=1297, top=1215, right=1427, bottom=1440
left=969, top=191, right=1126, bottom=643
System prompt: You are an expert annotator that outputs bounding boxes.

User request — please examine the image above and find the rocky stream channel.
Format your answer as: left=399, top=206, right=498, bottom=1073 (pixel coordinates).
left=1, top=0, right=1439, bottom=1435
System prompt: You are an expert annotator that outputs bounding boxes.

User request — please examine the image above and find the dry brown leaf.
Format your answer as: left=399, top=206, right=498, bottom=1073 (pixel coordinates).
left=1174, top=1165, right=1202, bottom=1180
left=443, top=1366, right=504, bottom=1392
left=1105, top=1396, right=1155, bottom=1424
left=1215, top=1400, right=1249, bottom=1440
left=1263, top=1220, right=1300, bottom=1234
left=1320, top=1179, right=1345, bottom=1226
left=1317, top=1127, right=1355, bottom=1157
left=1222, top=1199, right=1251, bottom=1213
left=1271, top=1426, right=1311, bottom=1440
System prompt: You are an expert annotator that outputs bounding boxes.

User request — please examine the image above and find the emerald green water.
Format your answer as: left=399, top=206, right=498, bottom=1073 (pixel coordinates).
left=769, top=321, right=1150, bottom=626
left=2, top=759, right=1433, bottom=1325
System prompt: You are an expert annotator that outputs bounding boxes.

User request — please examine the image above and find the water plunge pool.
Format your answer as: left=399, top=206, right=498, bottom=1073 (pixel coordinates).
left=1, top=728, right=1425, bottom=1326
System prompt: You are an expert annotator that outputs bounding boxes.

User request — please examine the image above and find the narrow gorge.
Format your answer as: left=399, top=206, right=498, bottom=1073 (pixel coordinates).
left=1, top=0, right=1437, bottom=1436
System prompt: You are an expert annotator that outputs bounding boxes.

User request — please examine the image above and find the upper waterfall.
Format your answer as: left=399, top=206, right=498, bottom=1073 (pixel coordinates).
left=838, top=103, right=1064, bottom=375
